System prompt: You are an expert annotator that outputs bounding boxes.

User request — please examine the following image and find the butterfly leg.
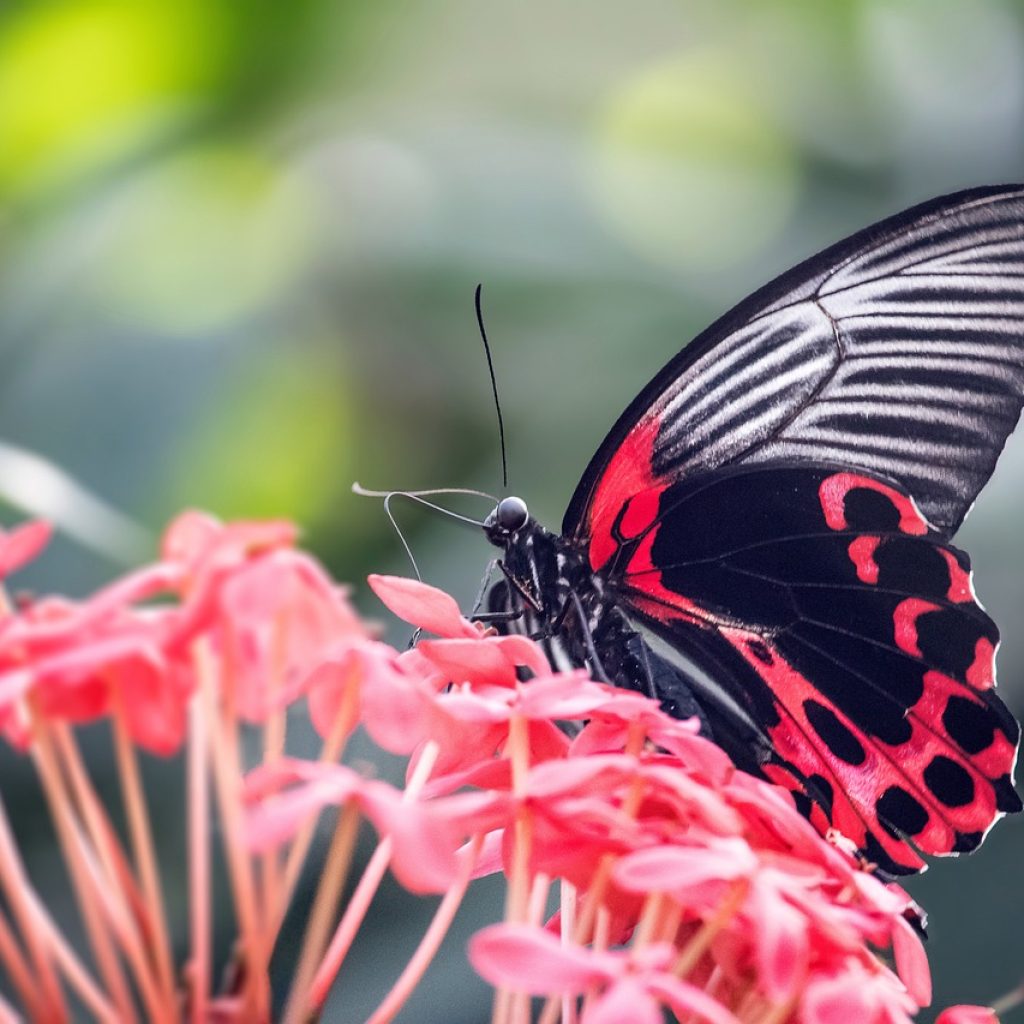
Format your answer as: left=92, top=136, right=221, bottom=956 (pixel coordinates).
left=470, top=558, right=501, bottom=617
left=568, top=590, right=612, bottom=683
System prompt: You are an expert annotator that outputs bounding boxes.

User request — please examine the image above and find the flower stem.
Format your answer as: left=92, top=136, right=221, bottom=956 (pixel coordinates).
left=281, top=801, right=361, bottom=1024
left=673, top=879, right=749, bottom=979
left=0, top=906, right=45, bottom=1019
left=275, top=679, right=359, bottom=937
left=366, top=832, right=485, bottom=1024
left=992, top=980, right=1024, bottom=1016
left=197, top=640, right=269, bottom=1020
left=112, top=705, right=177, bottom=1011
left=305, top=741, right=441, bottom=1017
left=51, top=725, right=170, bottom=1024
left=31, top=715, right=136, bottom=1022
left=187, top=693, right=211, bottom=1024
left=502, top=714, right=534, bottom=1024
left=260, top=614, right=291, bottom=945
left=0, top=794, right=66, bottom=1019
left=26, top=887, right=120, bottom=1024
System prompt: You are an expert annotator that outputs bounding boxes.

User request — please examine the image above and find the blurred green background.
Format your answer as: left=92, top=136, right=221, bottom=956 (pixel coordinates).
left=1, top=0, right=1023, bottom=1020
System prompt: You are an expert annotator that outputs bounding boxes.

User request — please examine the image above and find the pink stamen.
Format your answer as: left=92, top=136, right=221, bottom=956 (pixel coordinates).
left=187, top=694, right=211, bottom=1024
left=30, top=718, right=137, bottom=1022
left=305, top=741, right=440, bottom=1017
left=365, top=833, right=485, bottom=1024
left=112, top=707, right=177, bottom=1010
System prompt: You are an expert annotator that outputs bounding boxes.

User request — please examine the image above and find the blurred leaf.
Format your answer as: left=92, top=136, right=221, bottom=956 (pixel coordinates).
left=0, top=0, right=228, bottom=197
left=591, top=49, right=800, bottom=273
left=88, top=146, right=315, bottom=335
left=166, top=351, right=352, bottom=524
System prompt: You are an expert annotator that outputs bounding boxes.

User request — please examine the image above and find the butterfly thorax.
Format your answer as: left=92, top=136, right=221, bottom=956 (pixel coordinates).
left=485, top=516, right=601, bottom=639
left=482, top=498, right=615, bottom=660
left=483, top=501, right=715, bottom=731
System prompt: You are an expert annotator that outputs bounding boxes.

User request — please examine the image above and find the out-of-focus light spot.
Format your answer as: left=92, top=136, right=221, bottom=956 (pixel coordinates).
left=740, top=4, right=893, bottom=168
left=0, top=0, right=227, bottom=196
left=296, top=136, right=438, bottom=260
left=590, top=50, right=800, bottom=273
left=864, top=0, right=1024, bottom=169
left=167, top=351, right=351, bottom=524
left=0, top=441, right=150, bottom=563
left=90, top=147, right=314, bottom=335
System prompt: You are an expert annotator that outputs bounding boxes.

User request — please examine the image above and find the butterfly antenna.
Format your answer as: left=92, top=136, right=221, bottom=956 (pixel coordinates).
left=352, top=483, right=494, bottom=527
left=382, top=492, right=423, bottom=582
left=475, top=283, right=508, bottom=491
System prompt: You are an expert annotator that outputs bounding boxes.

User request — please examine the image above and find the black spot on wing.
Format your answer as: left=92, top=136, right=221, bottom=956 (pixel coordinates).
left=791, top=790, right=814, bottom=819
left=877, top=786, right=930, bottom=838
left=923, top=755, right=975, bottom=807
left=843, top=487, right=903, bottom=532
left=916, top=608, right=997, bottom=679
left=943, top=695, right=1000, bottom=754
left=953, top=830, right=984, bottom=853
left=746, top=639, right=774, bottom=665
left=994, top=775, right=1023, bottom=814
left=874, top=538, right=952, bottom=598
left=803, top=699, right=867, bottom=766
left=805, top=773, right=835, bottom=816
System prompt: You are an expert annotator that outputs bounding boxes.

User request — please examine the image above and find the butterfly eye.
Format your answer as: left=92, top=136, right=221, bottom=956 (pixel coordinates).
left=495, top=496, right=529, bottom=532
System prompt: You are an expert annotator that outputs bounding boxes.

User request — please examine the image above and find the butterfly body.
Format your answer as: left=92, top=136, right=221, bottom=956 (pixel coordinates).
left=482, top=186, right=1024, bottom=875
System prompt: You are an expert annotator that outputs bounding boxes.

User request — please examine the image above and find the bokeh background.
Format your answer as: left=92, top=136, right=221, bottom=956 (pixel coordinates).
left=1, top=0, right=1023, bottom=1019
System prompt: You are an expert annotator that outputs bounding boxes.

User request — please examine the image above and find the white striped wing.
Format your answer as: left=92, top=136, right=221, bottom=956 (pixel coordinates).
left=565, top=186, right=1024, bottom=539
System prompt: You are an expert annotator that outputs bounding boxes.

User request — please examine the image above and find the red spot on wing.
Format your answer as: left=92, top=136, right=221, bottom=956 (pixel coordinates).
left=966, top=637, right=997, bottom=690
left=916, top=671, right=1015, bottom=778
left=937, top=549, right=974, bottom=604
left=585, top=417, right=663, bottom=573
left=893, top=598, right=939, bottom=658
left=818, top=473, right=929, bottom=536
left=847, top=536, right=881, bottom=584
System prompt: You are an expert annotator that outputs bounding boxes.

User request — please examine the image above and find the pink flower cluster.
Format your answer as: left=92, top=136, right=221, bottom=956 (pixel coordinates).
left=253, top=573, right=950, bottom=1024
left=0, top=513, right=365, bottom=1023
left=0, top=513, right=1009, bottom=1024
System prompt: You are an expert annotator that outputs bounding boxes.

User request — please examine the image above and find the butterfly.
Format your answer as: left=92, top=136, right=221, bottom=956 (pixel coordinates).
left=481, top=185, right=1024, bottom=876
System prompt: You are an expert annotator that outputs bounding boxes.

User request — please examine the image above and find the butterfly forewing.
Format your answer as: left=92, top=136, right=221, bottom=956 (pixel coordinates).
left=564, top=185, right=1024, bottom=543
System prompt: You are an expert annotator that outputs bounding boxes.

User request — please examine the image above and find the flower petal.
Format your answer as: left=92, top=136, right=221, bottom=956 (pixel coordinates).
left=646, top=973, right=743, bottom=1024
left=0, top=520, right=51, bottom=577
left=935, top=1007, right=999, bottom=1024
left=469, top=924, right=614, bottom=993
left=614, top=840, right=756, bottom=896
left=583, top=979, right=662, bottom=1024
left=892, top=913, right=932, bottom=1008
left=368, top=575, right=479, bottom=638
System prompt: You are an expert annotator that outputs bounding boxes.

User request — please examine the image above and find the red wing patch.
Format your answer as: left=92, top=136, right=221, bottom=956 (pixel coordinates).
left=608, top=463, right=1021, bottom=875
left=583, top=416, right=665, bottom=573
left=727, top=627, right=1015, bottom=874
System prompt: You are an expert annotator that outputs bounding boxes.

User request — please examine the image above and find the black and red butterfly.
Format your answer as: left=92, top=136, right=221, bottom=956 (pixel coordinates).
left=481, top=185, right=1024, bottom=876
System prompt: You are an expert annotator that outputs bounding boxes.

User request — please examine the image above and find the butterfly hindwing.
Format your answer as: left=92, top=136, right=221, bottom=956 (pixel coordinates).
left=606, top=463, right=1021, bottom=874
